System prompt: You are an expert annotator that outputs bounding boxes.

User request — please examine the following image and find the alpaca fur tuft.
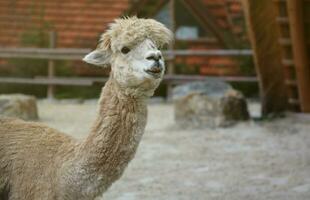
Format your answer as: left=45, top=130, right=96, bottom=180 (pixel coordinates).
left=98, top=16, right=173, bottom=52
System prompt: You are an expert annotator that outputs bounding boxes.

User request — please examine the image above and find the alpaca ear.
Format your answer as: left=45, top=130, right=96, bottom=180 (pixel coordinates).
left=83, top=32, right=112, bottom=67
left=83, top=50, right=111, bottom=67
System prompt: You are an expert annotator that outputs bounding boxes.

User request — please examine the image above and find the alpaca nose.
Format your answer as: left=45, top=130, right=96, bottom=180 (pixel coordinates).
left=146, top=52, right=162, bottom=62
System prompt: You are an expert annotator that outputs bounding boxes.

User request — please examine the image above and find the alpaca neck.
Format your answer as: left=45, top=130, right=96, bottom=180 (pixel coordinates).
left=78, top=77, right=148, bottom=186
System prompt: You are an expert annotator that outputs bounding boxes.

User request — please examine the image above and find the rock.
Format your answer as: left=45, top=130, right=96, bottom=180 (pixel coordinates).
left=172, top=81, right=249, bottom=128
left=0, top=94, right=39, bottom=120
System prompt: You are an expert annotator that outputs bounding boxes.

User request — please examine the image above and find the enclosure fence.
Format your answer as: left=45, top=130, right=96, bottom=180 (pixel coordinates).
left=0, top=33, right=256, bottom=99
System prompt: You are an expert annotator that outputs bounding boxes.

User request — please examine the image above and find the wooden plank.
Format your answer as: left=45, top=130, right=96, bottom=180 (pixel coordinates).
left=0, top=48, right=90, bottom=60
left=0, top=75, right=257, bottom=87
left=273, top=0, right=287, bottom=3
left=242, top=0, right=288, bottom=115
left=285, top=79, right=297, bottom=86
left=226, top=0, right=241, bottom=2
left=150, top=0, right=167, bottom=17
left=165, top=49, right=253, bottom=57
left=47, top=31, right=56, bottom=100
left=287, top=0, right=310, bottom=112
left=0, top=48, right=253, bottom=60
left=181, top=0, right=237, bottom=48
left=0, top=77, right=94, bottom=86
left=36, top=75, right=257, bottom=84
left=278, top=38, right=292, bottom=46
left=127, top=0, right=149, bottom=15
left=84, top=75, right=258, bottom=84
left=288, top=98, right=300, bottom=105
left=282, top=59, right=295, bottom=67
left=163, top=75, right=258, bottom=83
left=167, top=0, right=176, bottom=99
left=35, top=76, right=109, bottom=84
left=276, top=16, right=289, bottom=24
left=176, top=37, right=218, bottom=44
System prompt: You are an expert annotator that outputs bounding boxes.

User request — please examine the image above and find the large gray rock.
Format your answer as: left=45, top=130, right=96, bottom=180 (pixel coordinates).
left=173, top=81, right=249, bottom=128
left=0, top=94, right=39, bottom=120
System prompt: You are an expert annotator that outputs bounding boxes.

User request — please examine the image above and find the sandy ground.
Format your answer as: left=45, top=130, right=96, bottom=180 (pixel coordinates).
left=38, top=100, right=310, bottom=200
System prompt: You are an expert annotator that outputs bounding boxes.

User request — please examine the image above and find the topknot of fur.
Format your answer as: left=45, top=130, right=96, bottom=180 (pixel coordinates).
left=98, top=16, right=173, bottom=52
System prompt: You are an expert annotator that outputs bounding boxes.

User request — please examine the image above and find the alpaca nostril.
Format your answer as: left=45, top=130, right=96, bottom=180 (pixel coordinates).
left=146, top=55, right=155, bottom=60
left=146, top=53, right=161, bottom=61
left=146, top=55, right=159, bottom=61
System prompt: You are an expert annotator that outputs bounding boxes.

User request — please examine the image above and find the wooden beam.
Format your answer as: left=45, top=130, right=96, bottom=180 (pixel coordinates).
left=0, top=75, right=257, bottom=86
left=287, top=0, right=310, bottom=112
left=0, top=47, right=91, bottom=60
left=164, top=49, right=252, bottom=57
left=241, top=0, right=288, bottom=115
left=47, top=31, right=56, bottom=100
left=167, top=0, right=176, bottom=99
left=181, top=0, right=236, bottom=48
left=150, top=0, right=167, bottom=17
left=163, top=75, right=258, bottom=83
left=127, top=0, right=149, bottom=16
left=0, top=77, right=94, bottom=86
left=0, top=47, right=252, bottom=60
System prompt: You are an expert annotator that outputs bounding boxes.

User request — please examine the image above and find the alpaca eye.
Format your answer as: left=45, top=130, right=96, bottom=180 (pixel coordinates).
left=121, top=47, right=130, bottom=54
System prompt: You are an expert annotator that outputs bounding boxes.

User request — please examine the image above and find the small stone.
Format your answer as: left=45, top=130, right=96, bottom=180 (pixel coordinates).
left=172, top=81, right=249, bottom=128
left=0, top=94, right=39, bottom=120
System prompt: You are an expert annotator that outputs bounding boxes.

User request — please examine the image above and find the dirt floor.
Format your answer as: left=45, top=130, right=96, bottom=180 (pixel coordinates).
left=38, top=100, right=310, bottom=200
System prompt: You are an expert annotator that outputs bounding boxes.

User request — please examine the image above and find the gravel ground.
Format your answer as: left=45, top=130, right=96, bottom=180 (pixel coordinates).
left=38, top=100, right=310, bottom=200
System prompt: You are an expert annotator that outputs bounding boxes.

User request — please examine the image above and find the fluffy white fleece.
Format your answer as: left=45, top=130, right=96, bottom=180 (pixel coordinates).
left=98, top=16, right=173, bottom=52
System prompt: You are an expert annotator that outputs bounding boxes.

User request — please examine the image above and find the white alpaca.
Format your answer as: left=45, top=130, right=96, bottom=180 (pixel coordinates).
left=0, top=17, right=172, bottom=200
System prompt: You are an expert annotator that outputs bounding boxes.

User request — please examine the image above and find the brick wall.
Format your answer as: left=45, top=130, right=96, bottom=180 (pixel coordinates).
left=177, top=0, right=246, bottom=76
left=0, top=0, right=129, bottom=48
left=0, top=0, right=247, bottom=77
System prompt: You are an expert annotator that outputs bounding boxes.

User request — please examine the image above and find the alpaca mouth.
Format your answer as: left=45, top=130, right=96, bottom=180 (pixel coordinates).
left=144, top=67, right=162, bottom=78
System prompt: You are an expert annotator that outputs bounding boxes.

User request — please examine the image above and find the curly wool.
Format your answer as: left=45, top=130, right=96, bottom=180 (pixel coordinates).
left=98, top=16, right=173, bottom=52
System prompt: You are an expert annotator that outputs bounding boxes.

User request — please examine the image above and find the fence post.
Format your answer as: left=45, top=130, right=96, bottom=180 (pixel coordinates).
left=241, top=0, right=288, bottom=115
left=287, top=0, right=310, bottom=112
left=47, top=31, right=56, bottom=100
left=167, top=0, right=176, bottom=100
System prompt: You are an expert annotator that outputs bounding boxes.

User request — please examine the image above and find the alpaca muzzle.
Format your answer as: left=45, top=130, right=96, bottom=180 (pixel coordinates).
left=144, top=63, right=163, bottom=78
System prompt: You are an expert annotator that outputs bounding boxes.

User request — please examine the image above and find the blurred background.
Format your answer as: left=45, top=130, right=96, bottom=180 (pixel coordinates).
left=0, top=0, right=254, bottom=99
left=0, top=0, right=310, bottom=199
left=0, top=0, right=309, bottom=115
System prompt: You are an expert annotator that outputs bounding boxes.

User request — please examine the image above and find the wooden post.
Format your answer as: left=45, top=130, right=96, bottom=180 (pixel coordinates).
left=167, top=0, right=176, bottom=100
left=47, top=31, right=56, bottom=100
left=241, top=0, right=288, bottom=116
left=287, top=0, right=310, bottom=112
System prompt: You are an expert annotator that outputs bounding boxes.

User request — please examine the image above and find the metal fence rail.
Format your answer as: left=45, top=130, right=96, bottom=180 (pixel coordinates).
left=0, top=46, right=255, bottom=99
left=0, top=47, right=253, bottom=59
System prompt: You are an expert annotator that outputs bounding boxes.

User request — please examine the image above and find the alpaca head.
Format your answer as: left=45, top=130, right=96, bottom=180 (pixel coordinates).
left=83, top=17, right=173, bottom=97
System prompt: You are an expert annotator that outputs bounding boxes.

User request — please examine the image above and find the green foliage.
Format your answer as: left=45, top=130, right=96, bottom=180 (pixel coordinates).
left=238, top=56, right=256, bottom=76
left=230, top=82, right=258, bottom=98
left=174, top=63, right=200, bottom=75
left=0, top=84, right=47, bottom=98
left=55, top=85, right=102, bottom=99
left=154, top=83, right=167, bottom=97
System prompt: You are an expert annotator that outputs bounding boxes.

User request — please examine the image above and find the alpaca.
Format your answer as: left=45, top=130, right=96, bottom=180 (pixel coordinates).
left=0, top=17, right=172, bottom=200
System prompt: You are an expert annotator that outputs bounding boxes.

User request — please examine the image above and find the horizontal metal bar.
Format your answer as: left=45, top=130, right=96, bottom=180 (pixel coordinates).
left=0, top=47, right=91, bottom=60
left=0, top=77, right=94, bottom=86
left=164, top=49, right=253, bottom=57
left=0, top=47, right=253, bottom=60
left=276, top=17, right=289, bottom=24
left=288, top=98, right=300, bottom=105
left=0, top=75, right=258, bottom=87
left=285, top=79, right=297, bottom=86
left=163, top=75, right=258, bottom=83
left=282, top=59, right=294, bottom=66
